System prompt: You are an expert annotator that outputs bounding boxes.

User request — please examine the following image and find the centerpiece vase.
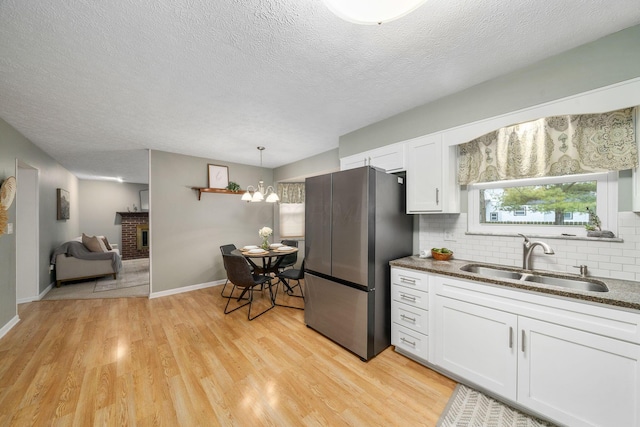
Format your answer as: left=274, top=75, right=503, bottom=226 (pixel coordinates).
left=261, top=236, right=270, bottom=250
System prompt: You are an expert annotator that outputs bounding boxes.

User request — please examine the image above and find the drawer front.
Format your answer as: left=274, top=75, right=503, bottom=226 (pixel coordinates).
left=392, top=268, right=429, bottom=293
left=392, top=324, right=429, bottom=360
left=392, top=286, right=429, bottom=310
left=391, top=301, right=429, bottom=335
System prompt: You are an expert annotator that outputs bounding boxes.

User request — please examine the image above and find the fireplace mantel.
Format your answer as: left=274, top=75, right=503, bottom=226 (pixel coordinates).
left=117, top=211, right=149, bottom=216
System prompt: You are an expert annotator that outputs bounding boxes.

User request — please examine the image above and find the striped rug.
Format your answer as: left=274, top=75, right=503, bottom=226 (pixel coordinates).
left=437, top=384, right=557, bottom=427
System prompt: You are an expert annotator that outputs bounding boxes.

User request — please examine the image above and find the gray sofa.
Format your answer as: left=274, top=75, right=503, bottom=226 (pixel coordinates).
left=51, top=239, right=122, bottom=287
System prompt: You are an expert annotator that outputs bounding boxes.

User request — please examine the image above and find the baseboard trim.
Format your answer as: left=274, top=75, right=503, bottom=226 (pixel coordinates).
left=16, top=282, right=53, bottom=304
left=149, top=279, right=225, bottom=299
left=0, top=315, right=20, bottom=340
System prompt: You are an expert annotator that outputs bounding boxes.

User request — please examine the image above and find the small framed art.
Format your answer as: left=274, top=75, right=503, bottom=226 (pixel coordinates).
left=208, top=164, right=229, bottom=189
left=57, top=188, right=70, bottom=220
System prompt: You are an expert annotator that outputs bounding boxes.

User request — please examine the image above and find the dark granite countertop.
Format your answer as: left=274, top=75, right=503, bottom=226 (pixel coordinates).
left=390, top=256, right=640, bottom=312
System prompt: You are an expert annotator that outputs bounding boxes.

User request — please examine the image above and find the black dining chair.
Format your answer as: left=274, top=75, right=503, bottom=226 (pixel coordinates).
left=278, top=239, right=298, bottom=271
left=219, top=244, right=237, bottom=298
left=222, top=254, right=274, bottom=320
left=274, top=259, right=305, bottom=310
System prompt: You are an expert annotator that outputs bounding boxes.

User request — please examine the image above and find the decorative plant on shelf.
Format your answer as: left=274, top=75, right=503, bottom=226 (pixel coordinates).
left=226, top=181, right=241, bottom=192
left=585, top=207, right=601, bottom=232
left=585, top=207, right=614, bottom=237
left=259, top=226, right=273, bottom=250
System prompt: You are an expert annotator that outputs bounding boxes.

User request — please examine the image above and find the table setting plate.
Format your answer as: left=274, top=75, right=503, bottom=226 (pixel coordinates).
left=242, top=245, right=259, bottom=251
left=244, top=248, right=268, bottom=254
left=277, top=246, right=295, bottom=252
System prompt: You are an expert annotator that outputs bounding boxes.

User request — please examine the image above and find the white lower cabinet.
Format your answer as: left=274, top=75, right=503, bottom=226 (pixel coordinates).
left=391, top=267, right=640, bottom=427
left=518, top=317, right=640, bottom=427
left=434, top=296, right=517, bottom=400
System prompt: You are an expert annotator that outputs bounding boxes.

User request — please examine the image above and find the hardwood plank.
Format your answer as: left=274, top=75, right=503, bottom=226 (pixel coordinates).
left=0, top=287, right=456, bottom=426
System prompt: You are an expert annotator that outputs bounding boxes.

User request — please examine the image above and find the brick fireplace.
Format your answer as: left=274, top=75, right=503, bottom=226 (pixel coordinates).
left=117, top=212, right=149, bottom=260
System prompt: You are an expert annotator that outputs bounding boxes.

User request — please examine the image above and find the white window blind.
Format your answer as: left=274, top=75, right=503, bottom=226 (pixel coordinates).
left=279, top=203, right=305, bottom=238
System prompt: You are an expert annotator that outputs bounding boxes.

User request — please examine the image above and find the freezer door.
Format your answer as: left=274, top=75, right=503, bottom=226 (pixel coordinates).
left=304, top=273, right=371, bottom=360
left=305, top=173, right=332, bottom=276
left=331, top=167, right=371, bottom=287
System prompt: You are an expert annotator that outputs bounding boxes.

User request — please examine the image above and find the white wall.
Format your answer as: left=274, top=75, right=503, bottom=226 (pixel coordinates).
left=78, top=180, right=148, bottom=249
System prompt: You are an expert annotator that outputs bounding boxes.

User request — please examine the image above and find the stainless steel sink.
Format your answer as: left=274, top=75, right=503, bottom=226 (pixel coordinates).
left=522, top=274, right=608, bottom=292
left=460, top=264, right=523, bottom=280
left=460, top=264, right=609, bottom=293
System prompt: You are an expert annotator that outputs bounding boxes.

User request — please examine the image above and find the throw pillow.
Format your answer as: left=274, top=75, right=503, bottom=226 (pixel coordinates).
left=82, top=233, right=107, bottom=252
left=98, top=235, right=112, bottom=251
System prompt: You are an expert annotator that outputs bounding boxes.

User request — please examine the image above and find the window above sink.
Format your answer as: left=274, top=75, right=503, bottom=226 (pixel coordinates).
left=467, top=172, right=617, bottom=237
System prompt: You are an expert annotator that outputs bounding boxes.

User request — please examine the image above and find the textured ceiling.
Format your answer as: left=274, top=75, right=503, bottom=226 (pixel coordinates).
left=1, top=0, right=639, bottom=184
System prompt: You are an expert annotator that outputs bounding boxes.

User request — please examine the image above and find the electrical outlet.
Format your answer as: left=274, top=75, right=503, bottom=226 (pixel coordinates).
left=444, top=231, right=456, bottom=241
left=6, top=223, right=13, bottom=234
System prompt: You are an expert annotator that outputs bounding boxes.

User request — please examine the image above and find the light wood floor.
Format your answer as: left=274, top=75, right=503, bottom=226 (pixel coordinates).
left=0, top=283, right=456, bottom=426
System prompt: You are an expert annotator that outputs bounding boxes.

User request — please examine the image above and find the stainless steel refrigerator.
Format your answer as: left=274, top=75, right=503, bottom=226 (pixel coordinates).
left=304, top=166, right=413, bottom=361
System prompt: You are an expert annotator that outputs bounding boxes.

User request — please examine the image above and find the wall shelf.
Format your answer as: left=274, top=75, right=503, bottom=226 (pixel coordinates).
left=191, top=187, right=246, bottom=200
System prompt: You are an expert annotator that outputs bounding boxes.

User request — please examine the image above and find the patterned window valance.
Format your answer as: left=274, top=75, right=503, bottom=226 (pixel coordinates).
left=277, top=182, right=305, bottom=204
left=457, top=107, right=637, bottom=185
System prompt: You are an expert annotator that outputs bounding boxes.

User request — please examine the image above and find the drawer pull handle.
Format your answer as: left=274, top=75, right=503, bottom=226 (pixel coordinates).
left=509, top=326, right=513, bottom=349
left=400, top=337, right=416, bottom=347
left=521, top=330, right=525, bottom=353
left=400, top=314, right=416, bottom=323
left=400, top=294, right=416, bottom=302
left=400, top=277, right=416, bottom=284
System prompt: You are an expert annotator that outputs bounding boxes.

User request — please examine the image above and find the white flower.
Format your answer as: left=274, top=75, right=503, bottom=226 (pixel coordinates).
left=259, top=226, right=273, bottom=238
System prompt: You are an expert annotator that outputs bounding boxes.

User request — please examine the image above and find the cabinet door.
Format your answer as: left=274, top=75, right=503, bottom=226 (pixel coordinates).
left=434, top=296, right=517, bottom=399
left=340, top=143, right=405, bottom=172
left=340, top=154, right=368, bottom=171
left=406, top=134, right=443, bottom=213
left=518, top=317, right=640, bottom=427
left=369, top=143, right=404, bottom=172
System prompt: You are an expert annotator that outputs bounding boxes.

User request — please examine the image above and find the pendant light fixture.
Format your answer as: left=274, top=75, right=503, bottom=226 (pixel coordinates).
left=241, top=147, right=280, bottom=203
left=322, top=0, right=428, bottom=25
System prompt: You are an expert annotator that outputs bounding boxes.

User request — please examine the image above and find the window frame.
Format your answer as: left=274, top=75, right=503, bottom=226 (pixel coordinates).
left=467, top=171, right=618, bottom=237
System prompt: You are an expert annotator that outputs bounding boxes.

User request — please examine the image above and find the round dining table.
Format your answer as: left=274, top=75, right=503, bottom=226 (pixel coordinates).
left=231, top=247, right=298, bottom=276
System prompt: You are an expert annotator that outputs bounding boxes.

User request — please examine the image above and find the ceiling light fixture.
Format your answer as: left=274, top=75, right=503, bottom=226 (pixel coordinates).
left=322, top=0, right=428, bottom=25
left=241, top=147, right=280, bottom=203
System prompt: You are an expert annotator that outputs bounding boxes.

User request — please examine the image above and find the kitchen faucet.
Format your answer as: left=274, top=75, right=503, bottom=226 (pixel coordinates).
left=518, top=234, right=554, bottom=270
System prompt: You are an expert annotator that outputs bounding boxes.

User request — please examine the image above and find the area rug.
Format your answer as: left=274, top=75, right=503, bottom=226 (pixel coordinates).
left=437, top=384, right=557, bottom=427
left=43, top=258, right=149, bottom=300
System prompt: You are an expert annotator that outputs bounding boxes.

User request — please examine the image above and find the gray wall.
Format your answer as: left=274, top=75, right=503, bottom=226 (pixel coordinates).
left=340, top=25, right=640, bottom=157
left=273, top=148, right=339, bottom=182
left=78, top=180, right=149, bottom=249
left=0, top=117, right=79, bottom=328
left=149, top=150, right=276, bottom=293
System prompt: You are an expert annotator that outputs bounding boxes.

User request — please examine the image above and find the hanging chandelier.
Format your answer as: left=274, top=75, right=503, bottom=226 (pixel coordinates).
left=322, top=0, right=428, bottom=25
left=241, top=147, right=280, bottom=203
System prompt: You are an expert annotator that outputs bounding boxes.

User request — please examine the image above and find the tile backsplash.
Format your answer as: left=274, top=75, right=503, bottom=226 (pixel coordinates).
left=419, top=212, right=640, bottom=282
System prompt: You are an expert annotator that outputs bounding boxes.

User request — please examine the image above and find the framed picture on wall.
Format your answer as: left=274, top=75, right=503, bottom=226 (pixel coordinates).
left=57, top=188, right=70, bottom=220
left=208, top=164, right=229, bottom=189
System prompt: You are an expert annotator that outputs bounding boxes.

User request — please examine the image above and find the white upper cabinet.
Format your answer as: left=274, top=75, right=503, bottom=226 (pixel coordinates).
left=405, top=134, right=459, bottom=214
left=340, top=142, right=405, bottom=173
